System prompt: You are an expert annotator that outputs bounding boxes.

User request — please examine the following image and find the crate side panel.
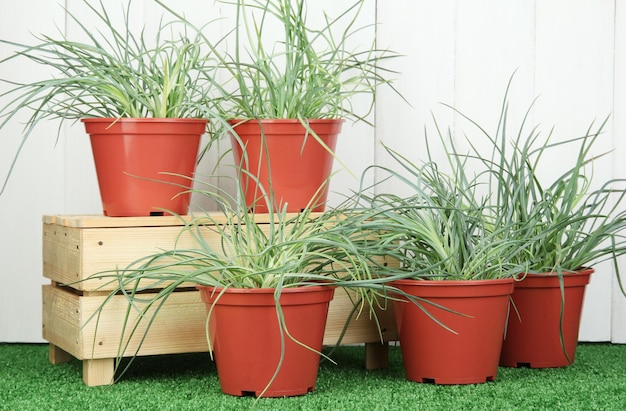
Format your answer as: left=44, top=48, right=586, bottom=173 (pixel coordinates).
left=43, top=224, right=83, bottom=287
left=323, top=289, right=397, bottom=346
left=78, top=225, right=225, bottom=291
left=42, top=285, right=83, bottom=359
left=79, top=290, right=208, bottom=359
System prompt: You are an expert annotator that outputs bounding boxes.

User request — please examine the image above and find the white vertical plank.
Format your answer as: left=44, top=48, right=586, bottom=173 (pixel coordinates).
left=535, top=0, right=615, bottom=342
left=0, top=1, right=68, bottom=342
left=612, top=0, right=626, bottom=344
left=374, top=0, right=456, bottom=196
left=452, top=0, right=536, bottom=202
left=454, top=0, right=536, bottom=129
left=613, top=264, right=626, bottom=344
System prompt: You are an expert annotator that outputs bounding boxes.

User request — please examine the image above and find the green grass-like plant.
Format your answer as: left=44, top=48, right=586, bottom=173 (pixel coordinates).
left=342, top=79, right=626, bottom=289
left=337, top=138, right=533, bottom=281
left=153, top=0, right=404, bottom=202
left=160, top=0, right=402, bottom=122
left=214, top=0, right=400, bottom=122
left=439, top=81, right=626, bottom=358
left=448, top=80, right=626, bottom=293
left=83, top=177, right=428, bottom=398
left=0, top=0, right=218, bottom=194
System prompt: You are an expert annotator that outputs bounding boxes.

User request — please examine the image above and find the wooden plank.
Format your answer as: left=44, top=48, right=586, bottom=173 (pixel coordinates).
left=79, top=290, right=209, bottom=359
left=78, top=225, right=215, bottom=291
left=43, top=285, right=209, bottom=360
left=323, top=289, right=396, bottom=346
left=365, top=342, right=389, bottom=370
left=48, top=344, right=72, bottom=365
left=44, top=283, right=397, bottom=358
left=42, top=212, right=319, bottom=228
left=43, top=213, right=330, bottom=291
left=43, top=223, right=83, bottom=287
left=42, top=215, right=192, bottom=228
left=83, top=359, right=114, bottom=387
left=42, top=285, right=83, bottom=360
left=43, top=222, right=213, bottom=290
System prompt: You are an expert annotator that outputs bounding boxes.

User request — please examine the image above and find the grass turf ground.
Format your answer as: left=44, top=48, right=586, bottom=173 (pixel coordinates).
left=1, top=343, right=624, bottom=410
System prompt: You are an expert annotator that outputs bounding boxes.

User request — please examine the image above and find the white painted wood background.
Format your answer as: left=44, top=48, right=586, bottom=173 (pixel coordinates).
left=0, top=0, right=624, bottom=343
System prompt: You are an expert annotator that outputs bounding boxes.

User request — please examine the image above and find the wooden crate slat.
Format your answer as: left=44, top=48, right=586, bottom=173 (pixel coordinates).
left=43, top=223, right=83, bottom=287
left=42, top=213, right=314, bottom=229
left=44, top=285, right=208, bottom=360
left=42, top=285, right=83, bottom=359
left=44, top=283, right=395, bottom=359
left=43, top=214, right=325, bottom=291
left=323, top=289, right=396, bottom=345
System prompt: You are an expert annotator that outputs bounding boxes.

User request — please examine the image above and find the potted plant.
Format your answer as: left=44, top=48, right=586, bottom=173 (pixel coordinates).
left=0, top=0, right=217, bottom=216
left=451, top=90, right=626, bottom=368
left=340, top=139, right=530, bottom=385
left=162, top=0, right=400, bottom=213
left=85, top=180, right=393, bottom=398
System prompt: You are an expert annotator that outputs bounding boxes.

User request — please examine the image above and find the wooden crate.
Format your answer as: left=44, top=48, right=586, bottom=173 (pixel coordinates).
left=42, top=215, right=397, bottom=386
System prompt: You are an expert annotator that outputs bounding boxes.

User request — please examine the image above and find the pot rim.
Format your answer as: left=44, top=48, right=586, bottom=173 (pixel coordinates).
left=196, top=284, right=335, bottom=294
left=391, top=277, right=515, bottom=287
left=517, top=267, right=595, bottom=278
left=227, top=118, right=345, bottom=125
left=81, top=117, right=208, bottom=123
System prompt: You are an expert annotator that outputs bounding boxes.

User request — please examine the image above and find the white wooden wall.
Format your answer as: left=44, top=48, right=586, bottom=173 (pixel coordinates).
left=0, top=0, right=624, bottom=343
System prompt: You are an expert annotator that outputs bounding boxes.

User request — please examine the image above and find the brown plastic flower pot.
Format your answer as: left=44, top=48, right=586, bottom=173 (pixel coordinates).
left=197, top=285, right=335, bottom=397
left=392, top=278, right=515, bottom=385
left=83, top=118, right=206, bottom=217
left=229, top=119, right=343, bottom=213
left=499, top=268, right=594, bottom=368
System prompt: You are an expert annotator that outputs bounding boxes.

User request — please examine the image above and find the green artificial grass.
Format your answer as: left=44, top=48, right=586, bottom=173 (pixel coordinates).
left=0, top=343, right=624, bottom=410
